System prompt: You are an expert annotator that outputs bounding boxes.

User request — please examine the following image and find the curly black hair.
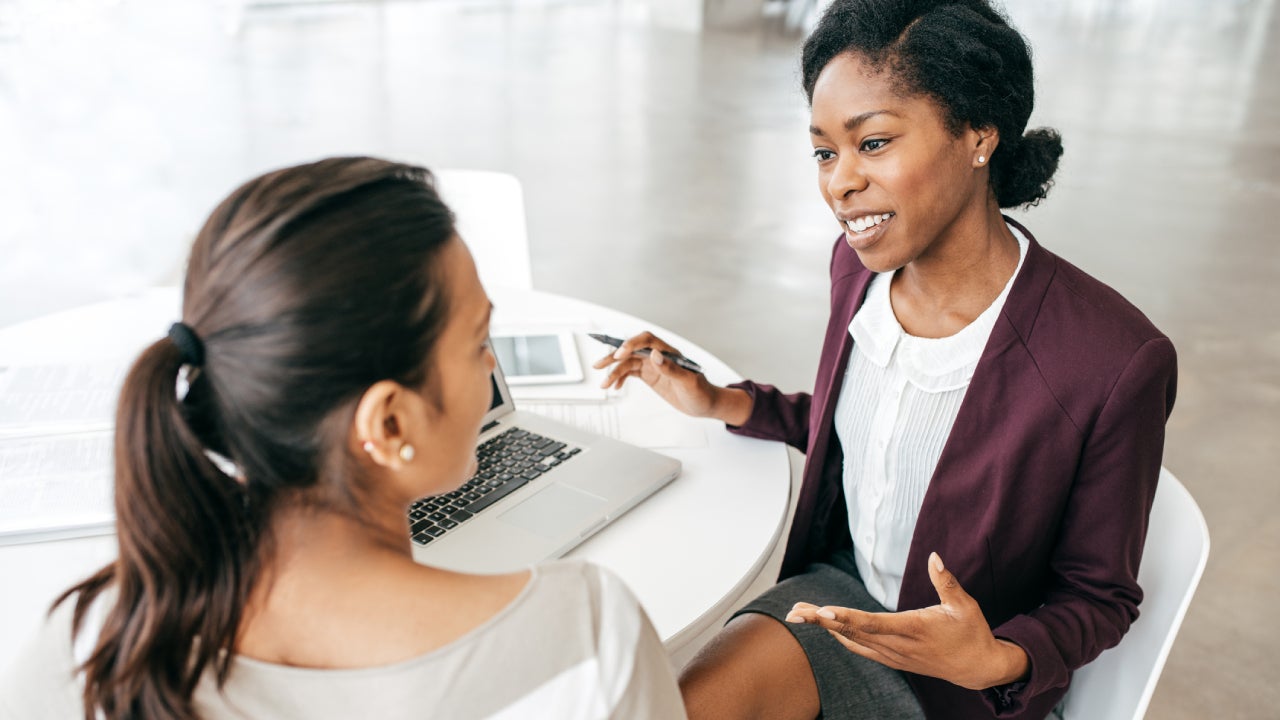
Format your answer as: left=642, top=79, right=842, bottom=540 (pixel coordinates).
left=802, top=0, right=1063, bottom=208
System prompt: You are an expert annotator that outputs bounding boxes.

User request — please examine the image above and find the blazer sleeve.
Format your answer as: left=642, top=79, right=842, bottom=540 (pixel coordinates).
left=984, top=337, right=1178, bottom=715
left=723, top=380, right=813, bottom=452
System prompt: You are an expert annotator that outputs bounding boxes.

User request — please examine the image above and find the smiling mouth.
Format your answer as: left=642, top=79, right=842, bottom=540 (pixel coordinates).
left=843, top=212, right=895, bottom=235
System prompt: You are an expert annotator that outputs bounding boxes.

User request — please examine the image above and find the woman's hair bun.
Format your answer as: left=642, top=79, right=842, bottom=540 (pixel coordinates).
left=991, top=127, right=1063, bottom=208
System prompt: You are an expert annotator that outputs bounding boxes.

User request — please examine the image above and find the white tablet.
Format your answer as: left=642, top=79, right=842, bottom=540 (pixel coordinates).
left=489, top=332, right=584, bottom=385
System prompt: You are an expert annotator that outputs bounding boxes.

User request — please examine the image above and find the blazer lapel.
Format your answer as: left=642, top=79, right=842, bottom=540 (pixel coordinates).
left=810, top=253, right=875, bottom=457
left=898, top=225, right=1059, bottom=612
left=781, top=239, right=878, bottom=577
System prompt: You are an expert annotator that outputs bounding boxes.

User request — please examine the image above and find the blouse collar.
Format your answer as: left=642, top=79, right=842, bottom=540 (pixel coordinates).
left=848, top=223, right=1029, bottom=393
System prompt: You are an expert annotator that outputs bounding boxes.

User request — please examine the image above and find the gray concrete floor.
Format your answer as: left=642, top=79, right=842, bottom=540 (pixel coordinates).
left=1, top=0, right=1276, bottom=716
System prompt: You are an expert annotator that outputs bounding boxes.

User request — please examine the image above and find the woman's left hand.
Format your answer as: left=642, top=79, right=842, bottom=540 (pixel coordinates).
left=785, top=552, right=1030, bottom=691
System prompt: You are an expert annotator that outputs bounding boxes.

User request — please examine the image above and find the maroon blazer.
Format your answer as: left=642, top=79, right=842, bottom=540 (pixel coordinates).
left=729, top=219, right=1177, bottom=719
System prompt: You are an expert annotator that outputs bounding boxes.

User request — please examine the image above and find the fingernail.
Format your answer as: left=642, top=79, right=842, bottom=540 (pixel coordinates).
left=613, top=349, right=624, bottom=359
left=931, top=552, right=944, bottom=573
left=817, top=608, right=836, bottom=620
left=785, top=614, right=802, bottom=623
left=653, top=351, right=664, bottom=365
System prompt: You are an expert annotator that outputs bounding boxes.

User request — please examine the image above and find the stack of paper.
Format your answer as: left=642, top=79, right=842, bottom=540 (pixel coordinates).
left=0, top=363, right=126, bottom=545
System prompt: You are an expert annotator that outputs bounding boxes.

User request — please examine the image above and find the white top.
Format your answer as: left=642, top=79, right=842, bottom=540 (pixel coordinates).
left=834, top=226, right=1029, bottom=610
left=0, top=559, right=688, bottom=720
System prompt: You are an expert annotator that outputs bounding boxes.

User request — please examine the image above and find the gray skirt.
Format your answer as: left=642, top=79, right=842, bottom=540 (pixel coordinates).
left=732, top=550, right=926, bottom=720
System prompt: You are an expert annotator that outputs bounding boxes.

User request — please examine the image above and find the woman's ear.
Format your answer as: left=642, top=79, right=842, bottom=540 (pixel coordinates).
left=973, top=125, right=1000, bottom=167
left=352, top=380, right=420, bottom=470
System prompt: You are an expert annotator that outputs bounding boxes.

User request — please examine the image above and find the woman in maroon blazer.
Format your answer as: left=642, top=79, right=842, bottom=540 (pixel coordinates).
left=597, top=1, right=1176, bottom=719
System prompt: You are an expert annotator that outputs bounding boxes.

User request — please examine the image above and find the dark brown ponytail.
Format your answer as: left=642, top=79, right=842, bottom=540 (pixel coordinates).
left=54, top=157, right=458, bottom=719
left=58, top=338, right=260, bottom=719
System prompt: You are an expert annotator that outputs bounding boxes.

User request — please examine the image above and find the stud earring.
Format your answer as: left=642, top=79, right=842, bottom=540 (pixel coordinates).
left=399, top=443, right=416, bottom=462
left=362, top=440, right=375, bottom=454
left=977, top=155, right=986, bottom=164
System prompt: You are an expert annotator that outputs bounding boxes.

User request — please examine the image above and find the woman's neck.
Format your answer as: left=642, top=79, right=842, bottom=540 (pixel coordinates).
left=241, top=500, right=411, bottom=620
left=890, top=204, right=1020, bottom=338
left=259, top=499, right=415, bottom=584
left=236, top=504, right=427, bottom=663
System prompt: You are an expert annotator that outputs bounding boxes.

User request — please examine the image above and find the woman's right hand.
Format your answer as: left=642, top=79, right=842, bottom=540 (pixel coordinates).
left=592, top=331, right=752, bottom=426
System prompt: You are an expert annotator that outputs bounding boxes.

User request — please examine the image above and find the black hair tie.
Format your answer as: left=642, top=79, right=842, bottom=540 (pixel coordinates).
left=168, top=322, right=205, bottom=367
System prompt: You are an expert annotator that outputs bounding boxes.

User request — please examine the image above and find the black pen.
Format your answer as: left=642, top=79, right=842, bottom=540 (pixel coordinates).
left=589, top=333, right=704, bottom=374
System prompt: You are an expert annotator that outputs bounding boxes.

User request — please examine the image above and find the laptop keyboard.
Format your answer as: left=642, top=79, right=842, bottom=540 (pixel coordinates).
left=407, top=427, right=582, bottom=546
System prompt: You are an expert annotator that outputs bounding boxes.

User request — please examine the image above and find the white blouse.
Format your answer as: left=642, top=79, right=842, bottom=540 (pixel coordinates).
left=834, top=226, right=1028, bottom=611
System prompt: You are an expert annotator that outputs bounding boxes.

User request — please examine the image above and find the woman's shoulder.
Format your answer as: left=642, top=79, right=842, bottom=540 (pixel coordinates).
left=1014, top=238, right=1172, bottom=360
left=362, top=559, right=646, bottom=664
left=514, top=559, right=662, bottom=677
left=1011, top=240, right=1177, bottom=423
left=520, top=560, right=686, bottom=720
left=1044, top=248, right=1166, bottom=342
left=522, top=559, right=647, bottom=626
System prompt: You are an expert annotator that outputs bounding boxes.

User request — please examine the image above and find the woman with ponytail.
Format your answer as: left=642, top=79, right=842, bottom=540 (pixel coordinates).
left=598, top=2, right=1176, bottom=719
left=1, top=157, right=686, bottom=719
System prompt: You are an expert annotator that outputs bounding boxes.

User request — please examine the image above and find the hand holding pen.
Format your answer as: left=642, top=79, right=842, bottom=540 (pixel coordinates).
left=590, top=331, right=751, bottom=426
left=588, top=333, right=704, bottom=374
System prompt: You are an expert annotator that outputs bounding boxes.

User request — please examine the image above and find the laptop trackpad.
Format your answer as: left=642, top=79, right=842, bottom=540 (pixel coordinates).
left=498, top=483, right=608, bottom=540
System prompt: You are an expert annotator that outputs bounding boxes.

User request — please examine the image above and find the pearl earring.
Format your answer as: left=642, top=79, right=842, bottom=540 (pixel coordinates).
left=362, top=440, right=375, bottom=454
left=977, top=155, right=986, bottom=164
left=399, top=444, right=416, bottom=462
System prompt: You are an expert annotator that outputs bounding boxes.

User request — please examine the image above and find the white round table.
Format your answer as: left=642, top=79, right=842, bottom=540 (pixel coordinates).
left=0, top=286, right=791, bottom=670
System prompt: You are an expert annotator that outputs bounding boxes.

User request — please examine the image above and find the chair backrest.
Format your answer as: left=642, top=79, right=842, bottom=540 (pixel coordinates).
left=433, top=169, right=533, bottom=291
left=1062, top=468, right=1209, bottom=720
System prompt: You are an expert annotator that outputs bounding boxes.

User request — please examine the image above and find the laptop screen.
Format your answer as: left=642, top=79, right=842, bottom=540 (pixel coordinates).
left=488, top=374, right=503, bottom=411
left=481, top=353, right=516, bottom=428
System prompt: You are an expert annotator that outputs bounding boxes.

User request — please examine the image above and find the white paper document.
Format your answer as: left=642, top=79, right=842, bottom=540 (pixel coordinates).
left=521, top=401, right=623, bottom=439
left=0, top=362, right=127, bottom=543
left=0, top=431, right=115, bottom=544
left=0, top=362, right=126, bottom=437
left=520, top=396, right=708, bottom=450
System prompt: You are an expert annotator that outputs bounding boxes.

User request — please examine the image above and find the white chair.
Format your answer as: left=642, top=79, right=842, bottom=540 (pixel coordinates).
left=1062, top=467, right=1210, bottom=720
left=433, top=169, right=534, bottom=291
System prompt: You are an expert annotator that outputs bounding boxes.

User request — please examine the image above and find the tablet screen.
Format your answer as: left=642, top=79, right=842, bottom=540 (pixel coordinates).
left=491, top=334, right=567, bottom=377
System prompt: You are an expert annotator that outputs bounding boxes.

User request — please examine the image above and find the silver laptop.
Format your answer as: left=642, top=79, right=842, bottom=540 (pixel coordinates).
left=409, top=355, right=681, bottom=573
